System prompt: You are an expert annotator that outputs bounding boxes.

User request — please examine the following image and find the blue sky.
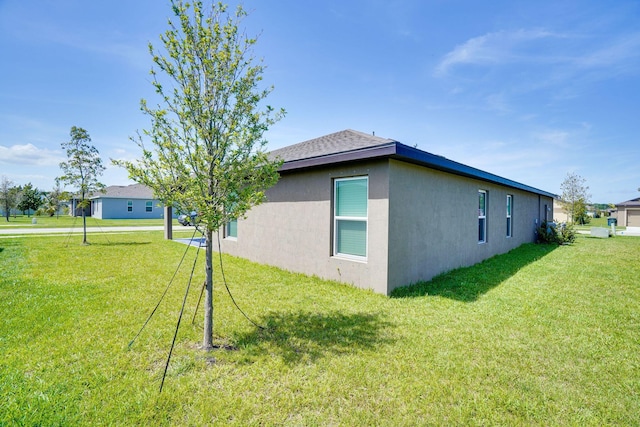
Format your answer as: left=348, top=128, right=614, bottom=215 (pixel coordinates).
left=1, top=0, right=639, bottom=203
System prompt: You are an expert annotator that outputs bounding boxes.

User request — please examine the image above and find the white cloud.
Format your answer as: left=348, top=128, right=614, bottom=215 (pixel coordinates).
left=107, top=147, right=143, bottom=164
left=435, top=28, right=640, bottom=80
left=576, top=33, right=640, bottom=69
left=0, top=144, right=64, bottom=166
left=435, top=29, right=559, bottom=76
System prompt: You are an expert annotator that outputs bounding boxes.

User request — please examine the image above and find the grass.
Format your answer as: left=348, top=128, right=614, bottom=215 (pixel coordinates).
left=572, top=216, right=625, bottom=231
left=0, top=214, right=179, bottom=228
left=1, top=231, right=639, bottom=425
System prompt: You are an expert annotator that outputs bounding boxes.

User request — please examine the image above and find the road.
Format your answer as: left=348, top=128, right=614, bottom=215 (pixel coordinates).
left=0, top=226, right=169, bottom=236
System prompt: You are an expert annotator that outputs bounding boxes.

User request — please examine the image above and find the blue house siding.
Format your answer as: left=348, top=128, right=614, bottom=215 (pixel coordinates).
left=92, top=198, right=165, bottom=219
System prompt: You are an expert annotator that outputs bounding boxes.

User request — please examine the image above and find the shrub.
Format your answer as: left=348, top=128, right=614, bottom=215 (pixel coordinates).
left=559, top=223, right=576, bottom=244
left=536, top=221, right=575, bottom=245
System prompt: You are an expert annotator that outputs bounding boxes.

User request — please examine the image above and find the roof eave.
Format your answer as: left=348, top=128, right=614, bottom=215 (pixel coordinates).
left=279, top=141, right=556, bottom=198
left=278, top=143, right=397, bottom=172
left=392, top=143, right=558, bottom=199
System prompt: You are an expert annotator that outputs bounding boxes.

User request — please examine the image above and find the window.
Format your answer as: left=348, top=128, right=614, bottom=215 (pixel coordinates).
left=127, top=200, right=133, bottom=212
left=506, top=195, right=513, bottom=238
left=226, top=219, right=237, bottom=239
left=478, top=190, right=487, bottom=243
left=145, top=201, right=153, bottom=212
left=334, top=177, right=368, bottom=259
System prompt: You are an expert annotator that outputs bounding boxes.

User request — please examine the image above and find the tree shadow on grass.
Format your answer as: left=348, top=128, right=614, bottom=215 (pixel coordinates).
left=233, top=311, right=395, bottom=365
left=391, top=243, right=558, bottom=302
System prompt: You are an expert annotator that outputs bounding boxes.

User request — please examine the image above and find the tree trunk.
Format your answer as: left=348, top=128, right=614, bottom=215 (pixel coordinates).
left=203, top=227, right=214, bottom=350
left=82, top=208, right=88, bottom=245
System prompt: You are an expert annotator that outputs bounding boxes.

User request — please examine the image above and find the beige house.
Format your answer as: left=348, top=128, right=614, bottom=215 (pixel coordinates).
left=615, top=198, right=640, bottom=227
left=218, top=129, right=555, bottom=295
left=552, top=199, right=570, bottom=223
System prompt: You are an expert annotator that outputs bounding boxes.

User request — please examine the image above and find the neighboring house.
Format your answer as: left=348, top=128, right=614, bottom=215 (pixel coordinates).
left=552, top=199, right=570, bottom=223
left=614, top=197, right=640, bottom=227
left=218, top=129, right=555, bottom=296
left=70, top=184, right=167, bottom=219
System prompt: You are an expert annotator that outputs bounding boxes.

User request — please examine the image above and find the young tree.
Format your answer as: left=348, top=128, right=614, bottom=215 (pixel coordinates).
left=114, top=0, right=284, bottom=350
left=0, top=176, right=18, bottom=222
left=59, top=126, right=105, bottom=245
left=573, top=197, right=589, bottom=224
left=560, top=172, right=590, bottom=224
left=17, top=182, right=42, bottom=217
left=43, top=179, right=70, bottom=217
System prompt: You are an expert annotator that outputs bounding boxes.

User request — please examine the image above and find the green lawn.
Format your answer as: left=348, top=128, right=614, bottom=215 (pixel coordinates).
left=573, top=216, right=625, bottom=231
left=1, top=232, right=639, bottom=425
left=0, top=214, right=176, bottom=228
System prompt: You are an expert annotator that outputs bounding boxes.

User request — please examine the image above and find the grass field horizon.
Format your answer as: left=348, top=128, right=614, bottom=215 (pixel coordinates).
left=1, top=232, right=638, bottom=425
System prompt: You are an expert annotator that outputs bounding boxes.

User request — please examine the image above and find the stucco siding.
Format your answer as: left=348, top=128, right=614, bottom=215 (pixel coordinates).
left=92, top=198, right=164, bottom=219
left=220, top=161, right=390, bottom=294
left=386, top=160, right=550, bottom=293
left=216, top=156, right=552, bottom=295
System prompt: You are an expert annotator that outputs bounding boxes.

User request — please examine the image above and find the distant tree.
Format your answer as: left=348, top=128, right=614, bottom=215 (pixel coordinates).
left=114, top=0, right=284, bottom=350
left=560, top=172, right=590, bottom=224
left=17, top=182, right=42, bottom=217
left=573, top=197, right=590, bottom=225
left=59, top=126, right=105, bottom=245
left=0, top=176, right=18, bottom=221
left=43, top=179, right=70, bottom=218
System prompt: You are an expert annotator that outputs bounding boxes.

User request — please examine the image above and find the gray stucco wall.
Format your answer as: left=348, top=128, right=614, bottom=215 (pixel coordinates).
left=219, top=160, right=391, bottom=294
left=218, top=158, right=553, bottom=295
left=386, top=159, right=553, bottom=293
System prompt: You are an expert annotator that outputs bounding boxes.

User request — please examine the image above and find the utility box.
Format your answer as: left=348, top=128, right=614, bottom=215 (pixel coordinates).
left=590, top=227, right=609, bottom=238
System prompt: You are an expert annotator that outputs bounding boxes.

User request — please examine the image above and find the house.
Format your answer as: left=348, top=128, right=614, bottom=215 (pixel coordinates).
left=70, top=184, right=168, bottom=219
left=552, top=199, right=570, bottom=223
left=614, top=197, right=640, bottom=228
left=217, top=129, right=555, bottom=296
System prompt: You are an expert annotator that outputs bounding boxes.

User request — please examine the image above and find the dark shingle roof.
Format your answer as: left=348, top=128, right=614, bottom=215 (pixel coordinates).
left=270, top=129, right=556, bottom=198
left=91, top=184, right=155, bottom=199
left=269, top=129, right=396, bottom=162
left=617, top=197, right=640, bottom=207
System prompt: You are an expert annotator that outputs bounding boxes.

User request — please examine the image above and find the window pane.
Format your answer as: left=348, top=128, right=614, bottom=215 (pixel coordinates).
left=478, top=192, right=486, bottom=217
left=227, top=219, right=237, bottom=238
left=479, top=218, right=486, bottom=242
left=507, top=217, right=512, bottom=237
left=507, top=195, right=512, bottom=216
left=336, top=178, right=367, bottom=217
left=337, top=219, right=366, bottom=257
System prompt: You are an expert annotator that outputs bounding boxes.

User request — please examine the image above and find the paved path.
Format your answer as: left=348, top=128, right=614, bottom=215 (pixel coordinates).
left=174, top=237, right=207, bottom=247
left=576, top=228, right=640, bottom=237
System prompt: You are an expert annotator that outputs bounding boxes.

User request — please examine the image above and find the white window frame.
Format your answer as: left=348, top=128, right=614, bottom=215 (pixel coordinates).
left=145, top=201, right=153, bottom=212
left=478, top=190, right=487, bottom=244
left=506, top=194, right=513, bottom=238
left=333, top=176, right=368, bottom=261
left=127, top=200, right=133, bottom=213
